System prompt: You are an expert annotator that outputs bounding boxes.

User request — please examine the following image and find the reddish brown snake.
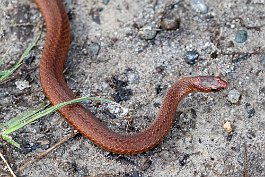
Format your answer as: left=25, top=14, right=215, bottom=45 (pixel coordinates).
left=34, top=0, right=227, bottom=154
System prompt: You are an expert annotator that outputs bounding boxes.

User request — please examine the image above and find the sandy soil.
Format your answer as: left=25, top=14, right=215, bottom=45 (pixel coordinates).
left=0, top=0, right=264, bottom=176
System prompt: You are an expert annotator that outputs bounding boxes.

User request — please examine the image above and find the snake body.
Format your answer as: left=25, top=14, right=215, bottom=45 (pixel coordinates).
left=34, top=0, right=227, bottom=154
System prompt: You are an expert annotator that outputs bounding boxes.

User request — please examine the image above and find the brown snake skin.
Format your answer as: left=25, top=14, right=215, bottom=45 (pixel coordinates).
left=34, top=0, right=227, bottom=154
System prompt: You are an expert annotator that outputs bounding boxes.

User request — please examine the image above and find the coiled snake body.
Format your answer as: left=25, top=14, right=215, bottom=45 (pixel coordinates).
left=34, top=0, right=227, bottom=154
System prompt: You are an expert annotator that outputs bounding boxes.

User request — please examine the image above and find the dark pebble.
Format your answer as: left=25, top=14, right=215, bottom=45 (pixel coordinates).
left=210, top=51, right=218, bottom=59
left=155, top=65, right=165, bottom=74
left=108, top=77, right=128, bottom=89
left=24, top=73, right=34, bottom=83
left=111, top=88, right=132, bottom=102
left=190, top=108, right=197, bottom=119
left=153, top=102, right=160, bottom=108
left=184, top=50, right=199, bottom=65
left=234, top=29, right=248, bottom=43
left=155, top=84, right=163, bottom=94
left=24, top=55, right=35, bottom=65
left=108, top=76, right=132, bottom=102
left=245, top=103, right=255, bottom=118
left=179, top=154, right=190, bottom=166
left=67, top=9, right=75, bottom=20
left=20, top=142, right=40, bottom=154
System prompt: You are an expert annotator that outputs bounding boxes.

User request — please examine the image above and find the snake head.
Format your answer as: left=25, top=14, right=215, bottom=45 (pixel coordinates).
left=192, top=76, right=228, bottom=93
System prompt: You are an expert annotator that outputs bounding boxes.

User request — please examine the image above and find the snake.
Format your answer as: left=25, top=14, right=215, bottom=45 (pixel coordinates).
left=34, top=0, right=227, bottom=154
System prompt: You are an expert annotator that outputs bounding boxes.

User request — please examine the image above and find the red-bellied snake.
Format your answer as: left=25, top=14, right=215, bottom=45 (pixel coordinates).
left=34, top=0, right=227, bottom=154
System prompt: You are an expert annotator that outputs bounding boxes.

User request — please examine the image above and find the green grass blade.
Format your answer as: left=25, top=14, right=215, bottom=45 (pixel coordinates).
left=0, top=106, right=47, bottom=131
left=2, top=134, right=20, bottom=148
left=4, top=96, right=111, bottom=135
left=0, top=96, right=112, bottom=147
left=17, top=32, right=41, bottom=66
left=0, top=32, right=41, bottom=83
left=0, top=70, right=11, bottom=77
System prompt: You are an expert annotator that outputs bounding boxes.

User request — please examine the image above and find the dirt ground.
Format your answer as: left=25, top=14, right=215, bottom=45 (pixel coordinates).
left=0, top=0, right=264, bottom=176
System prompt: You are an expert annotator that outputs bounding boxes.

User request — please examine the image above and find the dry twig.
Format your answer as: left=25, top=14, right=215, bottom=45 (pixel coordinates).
left=0, top=152, right=17, bottom=177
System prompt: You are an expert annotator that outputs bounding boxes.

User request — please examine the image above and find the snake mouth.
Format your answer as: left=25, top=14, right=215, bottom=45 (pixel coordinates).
left=210, top=78, right=228, bottom=91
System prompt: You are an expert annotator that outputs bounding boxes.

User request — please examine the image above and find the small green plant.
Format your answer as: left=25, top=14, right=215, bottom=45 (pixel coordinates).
left=0, top=96, right=111, bottom=148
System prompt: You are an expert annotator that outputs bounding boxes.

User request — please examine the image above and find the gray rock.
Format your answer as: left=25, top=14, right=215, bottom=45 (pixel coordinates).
left=138, top=22, right=159, bottom=40
left=234, top=29, right=248, bottom=43
left=184, top=50, right=199, bottom=65
left=190, top=0, right=209, bottom=14
left=228, top=89, right=241, bottom=103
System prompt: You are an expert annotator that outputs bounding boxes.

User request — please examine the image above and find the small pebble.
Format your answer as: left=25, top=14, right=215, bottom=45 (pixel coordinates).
left=102, top=0, right=110, bottom=5
left=155, top=84, right=163, bottom=94
left=126, top=71, right=140, bottom=84
left=24, top=74, right=34, bottom=83
left=15, top=80, right=31, bottom=90
left=190, top=0, right=209, bottom=14
left=184, top=50, right=199, bottom=65
left=210, top=51, right=218, bottom=59
left=179, top=154, right=190, bottom=166
left=82, top=49, right=88, bottom=55
left=155, top=65, right=165, bottom=74
left=138, top=22, right=159, bottom=40
left=228, top=89, right=241, bottom=103
left=111, top=88, right=133, bottom=102
left=234, top=29, right=248, bottom=43
left=223, top=121, right=233, bottom=134
left=24, top=55, right=35, bottom=65
left=160, top=10, right=180, bottom=30
left=20, top=142, right=40, bottom=154
left=88, top=42, right=100, bottom=58
left=245, top=103, right=255, bottom=118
